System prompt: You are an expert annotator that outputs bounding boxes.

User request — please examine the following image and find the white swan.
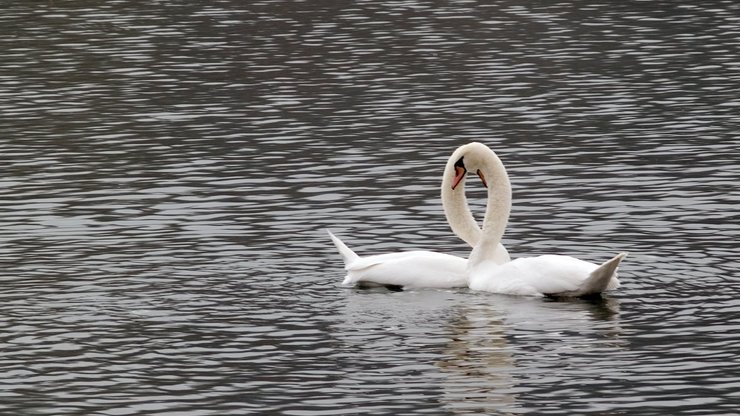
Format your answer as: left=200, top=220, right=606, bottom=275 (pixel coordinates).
left=328, top=146, right=511, bottom=289
left=328, top=231, right=469, bottom=288
left=454, top=142, right=625, bottom=297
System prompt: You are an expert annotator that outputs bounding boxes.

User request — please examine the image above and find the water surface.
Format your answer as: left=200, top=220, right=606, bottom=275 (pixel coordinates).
left=1, top=1, right=739, bottom=415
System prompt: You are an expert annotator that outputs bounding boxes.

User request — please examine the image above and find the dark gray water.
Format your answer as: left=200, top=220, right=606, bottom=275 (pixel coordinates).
left=1, top=1, right=739, bottom=415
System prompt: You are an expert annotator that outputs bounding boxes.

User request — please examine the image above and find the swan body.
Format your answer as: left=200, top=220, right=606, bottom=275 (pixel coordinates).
left=328, top=230, right=468, bottom=288
left=468, top=253, right=625, bottom=297
left=452, top=142, right=624, bottom=297
left=327, top=144, right=511, bottom=289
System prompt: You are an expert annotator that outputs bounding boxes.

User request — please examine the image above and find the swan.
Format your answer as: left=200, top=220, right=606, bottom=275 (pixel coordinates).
left=327, top=146, right=511, bottom=289
left=328, top=230, right=469, bottom=288
left=454, top=142, right=626, bottom=297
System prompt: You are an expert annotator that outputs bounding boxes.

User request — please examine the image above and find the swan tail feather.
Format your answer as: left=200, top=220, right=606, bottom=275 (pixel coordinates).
left=577, top=252, right=627, bottom=296
left=327, top=229, right=360, bottom=267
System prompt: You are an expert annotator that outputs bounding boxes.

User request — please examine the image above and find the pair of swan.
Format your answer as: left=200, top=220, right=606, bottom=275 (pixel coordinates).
left=328, top=142, right=625, bottom=297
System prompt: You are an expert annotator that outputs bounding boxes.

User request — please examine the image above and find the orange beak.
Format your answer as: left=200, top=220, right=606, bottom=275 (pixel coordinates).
left=452, top=166, right=466, bottom=190
left=477, top=169, right=488, bottom=188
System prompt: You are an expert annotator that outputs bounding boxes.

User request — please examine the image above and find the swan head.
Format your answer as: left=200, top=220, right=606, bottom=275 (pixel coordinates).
left=447, top=142, right=496, bottom=190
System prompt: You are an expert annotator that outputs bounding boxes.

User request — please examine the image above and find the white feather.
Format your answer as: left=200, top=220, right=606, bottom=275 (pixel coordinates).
left=469, top=253, right=625, bottom=297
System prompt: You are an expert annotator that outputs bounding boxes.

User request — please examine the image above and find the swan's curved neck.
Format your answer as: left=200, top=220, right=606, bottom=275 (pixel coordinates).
left=441, top=146, right=511, bottom=257
left=441, top=165, right=481, bottom=247
left=468, top=151, right=512, bottom=266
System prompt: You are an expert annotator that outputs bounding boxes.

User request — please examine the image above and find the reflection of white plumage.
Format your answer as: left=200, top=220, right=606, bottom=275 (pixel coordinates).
left=453, top=142, right=625, bottom=297
left=327, top=144, right=510, bottom=289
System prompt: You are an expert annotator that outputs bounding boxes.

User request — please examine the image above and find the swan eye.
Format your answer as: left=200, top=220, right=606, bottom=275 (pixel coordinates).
left=454, top=157, right=465, bottom=170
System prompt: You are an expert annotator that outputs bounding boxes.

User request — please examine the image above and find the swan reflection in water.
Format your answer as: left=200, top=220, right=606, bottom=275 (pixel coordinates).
left=335, top=288, right=623, bottom=415
left=438, top=293, right=623, bottom=415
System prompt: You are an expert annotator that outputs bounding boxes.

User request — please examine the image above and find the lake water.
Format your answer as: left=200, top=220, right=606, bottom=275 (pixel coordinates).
left=1, top=1, right=739, bottom=415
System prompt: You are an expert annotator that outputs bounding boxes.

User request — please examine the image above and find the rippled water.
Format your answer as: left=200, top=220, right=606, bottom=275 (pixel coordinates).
left=1, top=1, right=739, bottom=415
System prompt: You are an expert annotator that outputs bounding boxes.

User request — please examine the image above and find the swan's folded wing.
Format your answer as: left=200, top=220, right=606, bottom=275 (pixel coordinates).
left=345, top=251, right=412, bottom=272
left=513, top=255, right=596, bottom=294
left=471, top=255, right=594, bottom=295
left=346, top=251, right=468, bottom=288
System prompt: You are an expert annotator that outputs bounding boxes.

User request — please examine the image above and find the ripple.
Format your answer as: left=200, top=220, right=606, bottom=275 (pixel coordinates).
left=0, top=0, right=739, bottom=414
